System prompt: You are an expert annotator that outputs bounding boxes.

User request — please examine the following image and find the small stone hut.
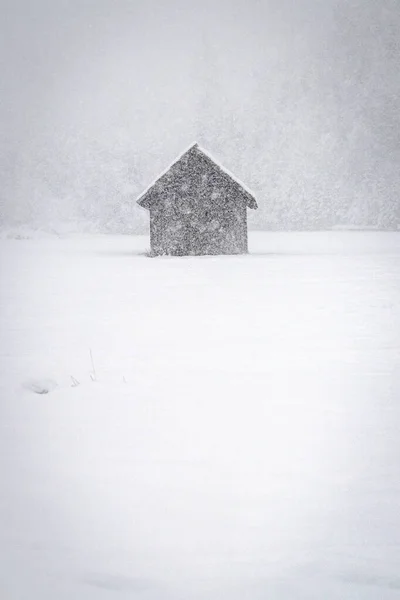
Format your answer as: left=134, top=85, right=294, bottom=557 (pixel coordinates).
left=137, top=143, right=257, bottom=256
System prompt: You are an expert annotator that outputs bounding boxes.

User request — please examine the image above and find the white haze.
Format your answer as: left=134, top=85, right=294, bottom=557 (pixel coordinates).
left=1, top=0, right=400, bottom=232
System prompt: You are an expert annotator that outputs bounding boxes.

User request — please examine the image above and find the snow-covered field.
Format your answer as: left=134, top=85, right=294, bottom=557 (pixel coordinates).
left=1, top=231, right=400, bottom=599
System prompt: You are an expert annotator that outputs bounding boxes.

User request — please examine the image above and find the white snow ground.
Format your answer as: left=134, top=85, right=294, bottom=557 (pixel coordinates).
left=0, top=231, right=400, bottom=600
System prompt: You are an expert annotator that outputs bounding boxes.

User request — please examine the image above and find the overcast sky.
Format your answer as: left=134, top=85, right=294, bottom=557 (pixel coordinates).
left=1, top=0, right=399, bottom=230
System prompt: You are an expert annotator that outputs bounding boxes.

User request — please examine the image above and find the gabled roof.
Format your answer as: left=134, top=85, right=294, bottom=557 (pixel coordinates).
left=136, top=142, right=258, bottom=210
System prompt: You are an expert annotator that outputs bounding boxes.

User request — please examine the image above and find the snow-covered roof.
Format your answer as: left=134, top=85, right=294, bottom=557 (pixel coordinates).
left=195, top=144, right=256, bottom=199
left=136, top=142, right=257, bottom=210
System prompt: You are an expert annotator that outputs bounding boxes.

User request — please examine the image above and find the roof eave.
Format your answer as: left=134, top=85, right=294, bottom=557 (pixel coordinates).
left=137, top=194, right=152, bottom=210
left=247, top=196, right=258, bottom=210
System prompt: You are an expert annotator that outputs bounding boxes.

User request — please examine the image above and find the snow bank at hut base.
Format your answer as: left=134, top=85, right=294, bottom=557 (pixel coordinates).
left=1, top=231, right=400, bottom=600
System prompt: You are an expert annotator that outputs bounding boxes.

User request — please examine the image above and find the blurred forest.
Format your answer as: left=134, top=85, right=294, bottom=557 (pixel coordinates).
left=1, top=0, right=399, bottom=233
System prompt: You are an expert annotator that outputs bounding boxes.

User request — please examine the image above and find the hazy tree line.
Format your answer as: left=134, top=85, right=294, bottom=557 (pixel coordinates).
left=1, top=0, right=399, bottom=233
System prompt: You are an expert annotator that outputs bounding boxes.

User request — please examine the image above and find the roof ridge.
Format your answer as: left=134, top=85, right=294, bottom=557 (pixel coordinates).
left=136, top=143, right=257, bottom=209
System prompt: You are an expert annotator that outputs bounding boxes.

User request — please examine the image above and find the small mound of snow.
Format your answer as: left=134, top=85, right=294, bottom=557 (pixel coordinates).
left=23, top=378, right=58, bottom=395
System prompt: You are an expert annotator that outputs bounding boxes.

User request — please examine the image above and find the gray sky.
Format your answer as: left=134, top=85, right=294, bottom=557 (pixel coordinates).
left=1, top=0, right=399, bottom=230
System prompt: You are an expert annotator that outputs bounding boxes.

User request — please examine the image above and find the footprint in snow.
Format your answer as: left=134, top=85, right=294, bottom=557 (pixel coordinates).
left=23, top=378, right=58, bottom=395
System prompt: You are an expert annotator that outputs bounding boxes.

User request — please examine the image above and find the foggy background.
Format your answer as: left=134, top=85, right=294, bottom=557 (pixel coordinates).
left=1, top=0, right=400, bottom=233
